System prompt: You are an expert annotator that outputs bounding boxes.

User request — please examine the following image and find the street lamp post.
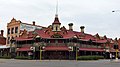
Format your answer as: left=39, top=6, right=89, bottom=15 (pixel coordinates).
left=74, top=43, right=79, bottom=61
left=116, top=49, right=118, bottom=60
left=113, top=38, right=119, bottom=60
left=39, top=42, right=46, bottom=61
left=114, top=45, right=119, bottom=60
left=34, top=35, right=44, bottom=61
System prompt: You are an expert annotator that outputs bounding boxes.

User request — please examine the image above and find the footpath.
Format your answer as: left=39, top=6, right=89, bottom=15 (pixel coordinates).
left=0, top=59, right=120, bottom=62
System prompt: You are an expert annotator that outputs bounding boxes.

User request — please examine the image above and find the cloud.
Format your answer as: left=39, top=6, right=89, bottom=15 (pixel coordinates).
left=0, top=0, right=120, bottom=38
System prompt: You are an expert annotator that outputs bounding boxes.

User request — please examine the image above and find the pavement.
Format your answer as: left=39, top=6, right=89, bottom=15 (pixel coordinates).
left=0, top=59, right=120, bottom=67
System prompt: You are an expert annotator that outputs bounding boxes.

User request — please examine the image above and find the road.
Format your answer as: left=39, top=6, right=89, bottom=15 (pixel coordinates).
left=0, top=59, right=120, bottom=67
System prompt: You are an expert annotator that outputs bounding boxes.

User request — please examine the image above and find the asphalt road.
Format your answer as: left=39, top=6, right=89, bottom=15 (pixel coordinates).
left=0, top=59, right=120, bottom=67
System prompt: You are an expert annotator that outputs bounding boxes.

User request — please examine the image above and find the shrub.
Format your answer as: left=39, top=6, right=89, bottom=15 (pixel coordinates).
left=0, top=56, right=11, bottom=59
left=77, top=55, right=104, bottom=60
left=15, top=56, right=29, bottom=60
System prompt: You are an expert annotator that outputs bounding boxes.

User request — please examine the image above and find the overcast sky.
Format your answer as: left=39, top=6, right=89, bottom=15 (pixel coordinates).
left=0, top=0, right=120, bottom=39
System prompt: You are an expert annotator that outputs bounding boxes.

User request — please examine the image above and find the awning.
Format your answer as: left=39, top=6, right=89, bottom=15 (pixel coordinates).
left=110, top=49, right=119, bottom=52
left=79, top=48, right=104, bottom=52
left=0, top=45, right=10, bottom=49
left=95, top=40, right=107, bottom=43
left=17, top=47, right=32, bottom=51
left=15, top=38, right=33, bottom=41
left=44, top=46, right=71, bottom=51
left=79, top=39, right=90, bottom=41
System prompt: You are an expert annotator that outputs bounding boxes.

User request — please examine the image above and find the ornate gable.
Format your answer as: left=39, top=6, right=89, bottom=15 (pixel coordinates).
left=51, top=33, right=63, bottom=38
left=19, top=29, right=29, bottom=38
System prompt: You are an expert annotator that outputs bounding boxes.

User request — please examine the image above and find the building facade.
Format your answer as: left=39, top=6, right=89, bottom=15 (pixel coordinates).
left=7, top=18, right=45, bottom=46
left=0, top=30, right=9, bottom=57
left=11, top=14, right=119, bottom=60
left=0, top=30, right=6, bottom=45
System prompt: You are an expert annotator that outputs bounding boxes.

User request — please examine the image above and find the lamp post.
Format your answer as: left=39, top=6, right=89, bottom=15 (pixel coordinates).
left=34, top=35, right=44, bottom=61
left=39, top=41, right=46, bottom=61
left=40, top=45, right=42, bottom=61
left=114, top=38, right=119, bottom=60
left=74, top=43, right=79, bottom=61
left=116, top=49, right=118, bottom=60
left=114, top=44, right=119, bottom=60
left=34, top=36, right=42, bottom=61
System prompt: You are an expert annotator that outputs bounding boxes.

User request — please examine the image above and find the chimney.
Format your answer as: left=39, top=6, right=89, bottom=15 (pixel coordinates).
left=1, top=30, right=4, bottom=36
left=80, top=26, right=85, bottom=33
left=68, top=23, right=73, bottom=31
left=33, top=21, right=35, bottom=25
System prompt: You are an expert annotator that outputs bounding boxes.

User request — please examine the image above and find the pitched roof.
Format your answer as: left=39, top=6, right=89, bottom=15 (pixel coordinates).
left=15, top=37, right=33, bottom=41
left=79, top=48, right=104, bottom=52
left=118, top=39, right=120, bottom=49
left=33, top=28, right=110, bottom=44
left=63, top=31, right=76, bottom=38
left=17, top=46, right=32, bottom=51
left=95, top=40, right=107, bottom=43
left=15, top=22, right=113, bottom=45
left=35, top=30, right=51, bottom=38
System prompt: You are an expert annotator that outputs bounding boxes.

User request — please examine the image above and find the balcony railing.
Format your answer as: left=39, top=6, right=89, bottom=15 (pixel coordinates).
left=16, top=44, right=33, bottom=48
left=16, top=42, right=103, bottom=49
left=80, top=44, right=102, bottom=48
left=45, top=43, right=68, bottom=46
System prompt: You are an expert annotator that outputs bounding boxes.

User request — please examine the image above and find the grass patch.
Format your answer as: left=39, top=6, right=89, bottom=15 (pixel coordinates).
left=15, top=56, right=29, bottom=60
left=0, top=56, right=11, bottom=59
left=77, top=55, right=104, bottom=60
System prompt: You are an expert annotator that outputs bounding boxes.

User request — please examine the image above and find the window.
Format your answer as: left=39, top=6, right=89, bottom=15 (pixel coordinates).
left=11, top=28, right=14, bottom=34
left=8, top=28, right=10, bottom=34
left=7, top=37, right=10, bottom=44
left=55, top=40, right=58, bottom=43
left=56, top=26, right=58, bottom=31
left=51, top=34, right=63, bottom=38
left=15, top=27, right=18, bottom=33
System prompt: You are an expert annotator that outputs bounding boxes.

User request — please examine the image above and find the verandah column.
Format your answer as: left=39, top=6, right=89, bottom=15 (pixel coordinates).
left=84, top=51, right=86, bottom=55
left=90, top=51, right=92, bottom=55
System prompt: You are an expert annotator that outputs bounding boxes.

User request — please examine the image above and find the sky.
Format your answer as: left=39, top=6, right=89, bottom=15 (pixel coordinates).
left=0, top=0, right=120, bottom=39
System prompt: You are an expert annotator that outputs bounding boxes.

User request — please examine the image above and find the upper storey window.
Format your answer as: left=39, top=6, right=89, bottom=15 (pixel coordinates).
left=8, top=28, right=10, bottom=34
left=11, top=28, right=14, bottom=34
left=15, top=27, right=18, bottom=33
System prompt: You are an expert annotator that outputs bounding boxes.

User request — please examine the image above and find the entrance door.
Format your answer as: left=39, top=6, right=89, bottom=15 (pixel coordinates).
left=44, top=51, right=69, bottom=60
